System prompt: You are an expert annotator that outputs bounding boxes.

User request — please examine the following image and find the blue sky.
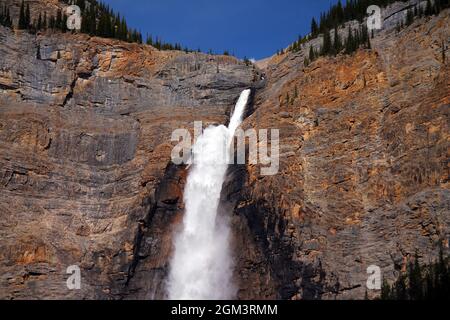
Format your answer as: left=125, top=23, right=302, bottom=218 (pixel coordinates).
left=102, top=0, right=339, bottom=60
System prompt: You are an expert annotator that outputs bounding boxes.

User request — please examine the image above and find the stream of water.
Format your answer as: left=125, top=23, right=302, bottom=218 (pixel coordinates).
left=167, top=89, right=251, bottom=300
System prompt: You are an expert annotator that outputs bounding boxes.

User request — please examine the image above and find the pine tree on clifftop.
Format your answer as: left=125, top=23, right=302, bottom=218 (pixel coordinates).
left=321, top=29, right=332, bottom=56
left=309, top=45, right=315, bottom=61
left=18, top=0, right=26, bottom=29
left=333, top=25, right=342, bottom=55
left=0, top=4, right=12, bottom=28
left=37, top=12, right=42, bottom=30
left=311, top=17, right=318, bottom=36
left=25, top=3, right=31, bottom=29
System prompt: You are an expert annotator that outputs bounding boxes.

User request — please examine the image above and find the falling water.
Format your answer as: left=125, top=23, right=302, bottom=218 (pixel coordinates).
left=167, top=89, right=251, bottom=300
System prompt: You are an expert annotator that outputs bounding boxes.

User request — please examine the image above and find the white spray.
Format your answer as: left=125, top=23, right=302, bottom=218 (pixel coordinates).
left=167, top=89, right=251, bottom=300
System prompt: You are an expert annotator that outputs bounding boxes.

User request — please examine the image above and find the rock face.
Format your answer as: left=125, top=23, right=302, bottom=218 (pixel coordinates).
left=228, top=9, right=450, bottom=299
left=0, top=24, right=256, bottom=299
left=0, top=1, right=449, bottom=300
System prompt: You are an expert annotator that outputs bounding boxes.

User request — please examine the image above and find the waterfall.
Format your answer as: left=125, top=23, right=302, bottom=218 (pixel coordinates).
left=167, top=89, right=251, bottom=300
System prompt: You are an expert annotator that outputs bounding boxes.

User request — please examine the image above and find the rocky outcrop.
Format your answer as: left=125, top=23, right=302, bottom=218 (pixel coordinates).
left=229, top=9, right=449, bottom=299
left=0, top=24, right=256, bottom=299
left=0, top=1, right=448, bottom=301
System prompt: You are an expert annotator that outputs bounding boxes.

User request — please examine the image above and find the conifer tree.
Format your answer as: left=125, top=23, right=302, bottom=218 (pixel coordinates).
left=0, top=4, right=10, bottom=28
left=25, top=3, right=31, bottom=29
left=6, top=7, right=11, bottom=27
left=345, top=26, right=354, bottom=54
left=9, top=0, right=188, bottom=51
left=149, top=35, right=154, bottom=47
left=19, top=0, right=26, bottom=29
left=61, top=13, right=67, bottom=32
left=425, top=0, right=432, bottom=15
left=333, top=26, right=342, bottom=55
left=311, top=17, right=318, bottom=36
left=303, top=57, right=310, bottom=67
left=408, top=252, right=423, bottom=300
left=76, top=0, right=85, bottom=11
left=381, top=279, right=391, bottom=300
left=80, top=6, right=88, bottom=33
left=37, top=12, right=42, bottom=30
left=442, top=41, right=446, bottom=64
left=309, top=45, right=315, bottom=61
left=395, top=274, right=408, bottom=300
left=49, top=15, right=55, bottom=30
left=56, top=9, right=62, bottom=30
left=381, top=245, right=449, bottom=300
left=321, top=29, right=332, bottom=56
left=89, top=6, right=96, bottom=35
left=406, top=9, right=414, bottom=26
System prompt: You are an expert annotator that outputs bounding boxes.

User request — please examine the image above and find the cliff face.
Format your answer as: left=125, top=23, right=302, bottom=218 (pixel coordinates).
left=0, top=25, right=256, bottom=299
left=229, top=10, right=449, bottom=299
left=0, top=1, right=449, bottom=300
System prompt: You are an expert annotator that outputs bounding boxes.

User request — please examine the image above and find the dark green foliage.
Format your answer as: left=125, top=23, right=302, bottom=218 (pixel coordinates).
left=313, top=0, right=415, bottom=33
left=25, top=3, right=31, bottom=28
left=0, top=4, right=12, bottom=28
left=425, top=0, right=433, bottom=15
left=76, top=0, right=86, bottom=11
left=37, top=12, right=42, bottom=30
left=289, top=34, right=309, bottom=53
left=48, top=0, right=191, bottom=51
left=289, top=0, right=450, bottom=57
left=406, top=8, right=414, bottom=26
left=381, top=247, right=450, bottom=300
left=303, top=57, right=310, bottom=67
left=18, top=0, right=26, bottom=29
left=49, top=15, right=56, bottom=30
left=343, top=24, right=370, bottom=55
left=55, top=9, right=62, bottom=30
left=396, top=0, right=449, bottom=33
left=408, top=252, right=423, bottom=300
left=146, top=34, right=191, bottom=52
left=442, top=41, right=447, bottom=64
left=311, top=17, right=319, bottom=36
left=321, top=29, right=332, bottom=56
left=381, top=279, right=392, bottom=300
left=345, top=26, right=355, bottom=54
left=333, top=26, right=343, bottom=54
left=309, top=45, right=316, bottom=61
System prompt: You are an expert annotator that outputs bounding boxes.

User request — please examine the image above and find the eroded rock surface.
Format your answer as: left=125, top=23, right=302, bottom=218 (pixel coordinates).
left=0, top=24, right=255, bottom=299
left=0, top=1, right=448, bottom=301
left=229, top=9, right=449, bottom=299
